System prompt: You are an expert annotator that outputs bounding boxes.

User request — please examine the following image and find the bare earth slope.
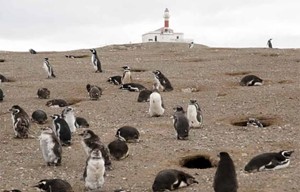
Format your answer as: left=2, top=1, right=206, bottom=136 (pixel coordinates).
left=0, top=43, right=299, bottom=191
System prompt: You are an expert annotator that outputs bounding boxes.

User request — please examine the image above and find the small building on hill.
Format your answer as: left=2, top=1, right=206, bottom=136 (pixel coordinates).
left=142, top=8, right=192, bottom=43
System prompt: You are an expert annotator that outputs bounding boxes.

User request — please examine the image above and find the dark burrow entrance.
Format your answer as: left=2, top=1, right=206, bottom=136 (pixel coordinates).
left=180, top=155, right=216, bottom=169
left=230, top=116, right=277, bottom=128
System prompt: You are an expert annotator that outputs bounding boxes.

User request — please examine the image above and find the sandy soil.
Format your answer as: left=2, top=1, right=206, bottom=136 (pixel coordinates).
left=0, top=42, right=299, bottom=192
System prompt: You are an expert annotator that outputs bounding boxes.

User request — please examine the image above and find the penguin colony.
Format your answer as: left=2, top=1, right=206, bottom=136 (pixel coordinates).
left=1, top=44, right=296, bottom=191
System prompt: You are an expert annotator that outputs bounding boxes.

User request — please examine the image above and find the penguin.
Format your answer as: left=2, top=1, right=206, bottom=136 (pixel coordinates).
left=121, top=65, right=132, bottom=84
left=86, top=84, right=102, bottom=100
left=108, top=135, right=129, bottom=160
left=3, top=190, right=21, bottom=192
left=240, top=75, right=263, bottom=86
left=61, top=106, right=76, bottom=133
left=149, top=90, right=165, bottom=117
left=187, top=99, right=203, bottom=128
left=39, top=127, right=62, bottom=166
left=43, top=58, right=56, bottom=78
left=75, top=116, right=90, bottom=128
left=188, top=41, right=194, bottom=49
left=172, top=106, right=190, bottom=140
left=0, top=88, right=4, bottom=101
left=153, top=70, right=173, bottom=92
left=33, top=179, right=73, bottom=192
left=79, top=129, right=112, bottom=169
left=137, top=89, right=152, bottom=102
left=51, top=114, right=72, bottom=146
left=31, top=110, right=47, bottom=124
left=267, top=38, right=273, bottom=48
left=107, top=75, right=122, bottom=85
left=244, top=150, right=294, bottom=173
left=9, top=105, right=30, bottom=138
left=119, top=83, right=146, bottom=92
left=116, top=126, right=140, bottom=143
left=83, top=148, right=105, bottom=191
left=152, top=169, right=198, bottom=192
left=0, top=74, right=9, bottom=82
left=46, top=99, right=68, bottom=107
left=213, top=152, right=238, bottom=192
left=247, top=118, right=263, bottom=128
left=29, top=48, right=37, bottom=54
left=90, top=49, right=102, bottom=73
left=37, top=88, right=50, bottom=99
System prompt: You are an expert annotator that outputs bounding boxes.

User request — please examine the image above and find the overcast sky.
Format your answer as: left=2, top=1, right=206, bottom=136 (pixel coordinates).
left=1, top=0, right=299, bottom=51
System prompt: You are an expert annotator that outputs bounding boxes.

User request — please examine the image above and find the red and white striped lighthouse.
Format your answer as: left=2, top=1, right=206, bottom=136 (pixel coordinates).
left=164, top=8, right=170, bottom=29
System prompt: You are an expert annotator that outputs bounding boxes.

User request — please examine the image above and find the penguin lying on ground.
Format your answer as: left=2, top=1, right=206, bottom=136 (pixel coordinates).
left=107, top=75, right=122, bottom=85
left=120, top=83, right=146, bottom=92
left=37, top=88, right=50, bottom=99
left=33, top=179, right=73, bottom=192
left=116, top=126, right=140, bottom=143
left=240, top=75, right=263, bottom=86
left=46, top=99, right=68, bottom=107
left=247, top=117, right=263, bottom=128
left=86, top=84, right=102, bottom=100
left=31, top=110, right=47, bottom=124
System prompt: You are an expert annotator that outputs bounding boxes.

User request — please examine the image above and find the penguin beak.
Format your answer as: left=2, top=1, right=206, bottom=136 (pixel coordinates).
left=286, top=150, right=294, bottom=156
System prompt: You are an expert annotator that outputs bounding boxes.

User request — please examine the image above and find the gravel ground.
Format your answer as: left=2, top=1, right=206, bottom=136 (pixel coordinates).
left=0, top=42, right=299, bottom=192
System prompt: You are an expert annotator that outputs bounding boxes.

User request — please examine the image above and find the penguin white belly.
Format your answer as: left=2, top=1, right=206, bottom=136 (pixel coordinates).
left=187, top=106, right=200, bottom=127
left=65, top=114, right=76, bottom=133
left=154, top=78, right=164, bottom=90
left=43, top=63, right=50, bottom=76
left=85, top=158, right=105, bottom=189
left=11, top=115, right=17, bottom=136
left=40, top=134, right=56, bottom=162
left=91, top=55, right=98, bottom=70
left=149, top=94, right=164, bottom=116
left=122, top=72, right=132, bottom=84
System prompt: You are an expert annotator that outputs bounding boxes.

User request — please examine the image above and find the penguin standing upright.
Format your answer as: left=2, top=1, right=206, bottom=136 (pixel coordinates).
left=187, top=99, right=203, bottom=128
left=267, top=38, right=273, bottom=48
left=213, top=152, right=238, bottom=192
left=121, top=65, right=132, bottom=84
left=9, top=105, right=30, bottom=138
left=172, top=106, right=190, bottom=140
left=108, top=134, right=129, bottom=160
left=39, top=127, right=62, bottom=166
left=51, top=114, right=72, bottom=146
left=61, top=107, right=76, bottom=133
left=188, top=41, right=194, bottom=49
left=153, top=70, right=173, bottom=91
left=83, top=148, right=105, bottom=191
left=244, top=150, right=294, bottom=172
left=79, top=129, right=112, bottom=170
left=149, top=89, right=165, bottom=117
left=33, top=179, right=73, bottom=192
left=152, top=169, right=198, bottom=192
left=90, top=49, right=102, bottom=73
left=43, top=58, right=56, bottom=78
left=107, top=75, right=122, bottom=85
left=86, top=84, right=102, bottom=100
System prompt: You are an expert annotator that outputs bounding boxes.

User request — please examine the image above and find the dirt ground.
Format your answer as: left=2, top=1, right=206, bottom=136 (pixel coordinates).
left=0, top=42, right=299, bottom=192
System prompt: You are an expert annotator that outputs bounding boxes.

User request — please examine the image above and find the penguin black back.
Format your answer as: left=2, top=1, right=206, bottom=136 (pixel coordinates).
left=31, top=109, right=48, bottom=124
left=153, top=70, right=173, bottom=91
left=240, top=75, right=263, bottom=86
left=37, top=88, right=50, bottom=99
left=51, top=114, right=71, bottom=146
left=116, top=126, right=140, bottom=142
left=46, top=99, right=68, bottom=107
left=137, top=89, right=152, bottom=102
left=33, top=179, right=73, bottom=192
left=213, top=152, right=238, bottom=192
left=108, top=137, right=129, bottom=160
left=75, top=116, right=90, bottom=128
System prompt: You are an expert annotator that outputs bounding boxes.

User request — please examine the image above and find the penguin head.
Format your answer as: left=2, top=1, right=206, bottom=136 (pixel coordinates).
left=50, top=114, right=60, bottom=120
left=152, top=70, right=161, bottom=76
left=280, top=150, right=294, bottom=158
left=90, top=148, right=102, bottom=159
left=189, top=99, right=197, bottom=105
left=247, top=118, right=263, bottom=128
left=218, top=152, right=230, bottom=158
left=115, top=131, right=126, bottom=142
left=9, top=105, right=22, bottom=115
left=90, top=49, right=96, bottom=54
left=79, top=129, right=95, bottom=139
left=122, top=65, right=130, bottom=70
left=44, top=58, right=48, bottom=61
left=173, top=105, right=185, bottom=113
left=62, top=106, right=73, bottom=115
left=33, top=179, right=49, bottom=190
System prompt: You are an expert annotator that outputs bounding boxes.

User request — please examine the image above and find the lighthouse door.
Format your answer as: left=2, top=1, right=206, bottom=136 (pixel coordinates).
left=155, top=36, right=157, bottom=42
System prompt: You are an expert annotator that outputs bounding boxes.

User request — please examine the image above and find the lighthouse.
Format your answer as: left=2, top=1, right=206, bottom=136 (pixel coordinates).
left=142, top=8, right=192, bottom=43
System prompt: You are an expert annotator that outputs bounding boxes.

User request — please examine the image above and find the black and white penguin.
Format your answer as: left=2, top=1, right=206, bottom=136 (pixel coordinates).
left=153, top=70, right=173, bottom=92
left=187, top=99, right=203, bottom=128
left=43, top=58, right=56, bottom=78
left=39, top=127, right=62, bottom=166
left=247, top=118, right=263, bottom=128
left=33, top=179, right=73, bottom=192
left=137, top=89, right=152, bottom=102
left=267, top=38, right=273, bottom=48
left=46, top=99, right=68, bottom=107
left=119, top=83, right=146, bottom=92
left=240, top=75, right=263, bottom=86
left=107, top=75, right=122, bottom=85
left=244, top=150, right=294, bottom=173
left=152, top=169, right=198, bottom=192
left=121, top=65, right=132, bottom=84
left=51, top=114, right=72, bottom=146
left=83, top=148, right=105, bottom=191
left=149, top=90, right=165, bottom=117
left=214, top=152, right=238, bottom=192
left=172, top=106, right=190, bottom=140
left=61, top=107, right=76, bottom=133
left=0, top=88, right=4, bottom=101
left=29, top=48, right=37, bottom=54
left=79, top=129, right=112, bottom=169
left=9, top=105, right=30, bottom=138
left=108, top=136, right=129, bottom=160
left=90, top=49, right=102, bottom=73
left=116, top=126, right=140, bottom=143
left=0, top=74, right=9, bottom=82
left=3, top=190, right=21, bottom=192
left=31, top=110, right=47, bottom=124
left=188, top=41, right=194, bottom=49
left=86, top=84, right=102, bottom=100
left=75, top=116, right=90, bottom=128
left=37, top=88, right=50, bottom=99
